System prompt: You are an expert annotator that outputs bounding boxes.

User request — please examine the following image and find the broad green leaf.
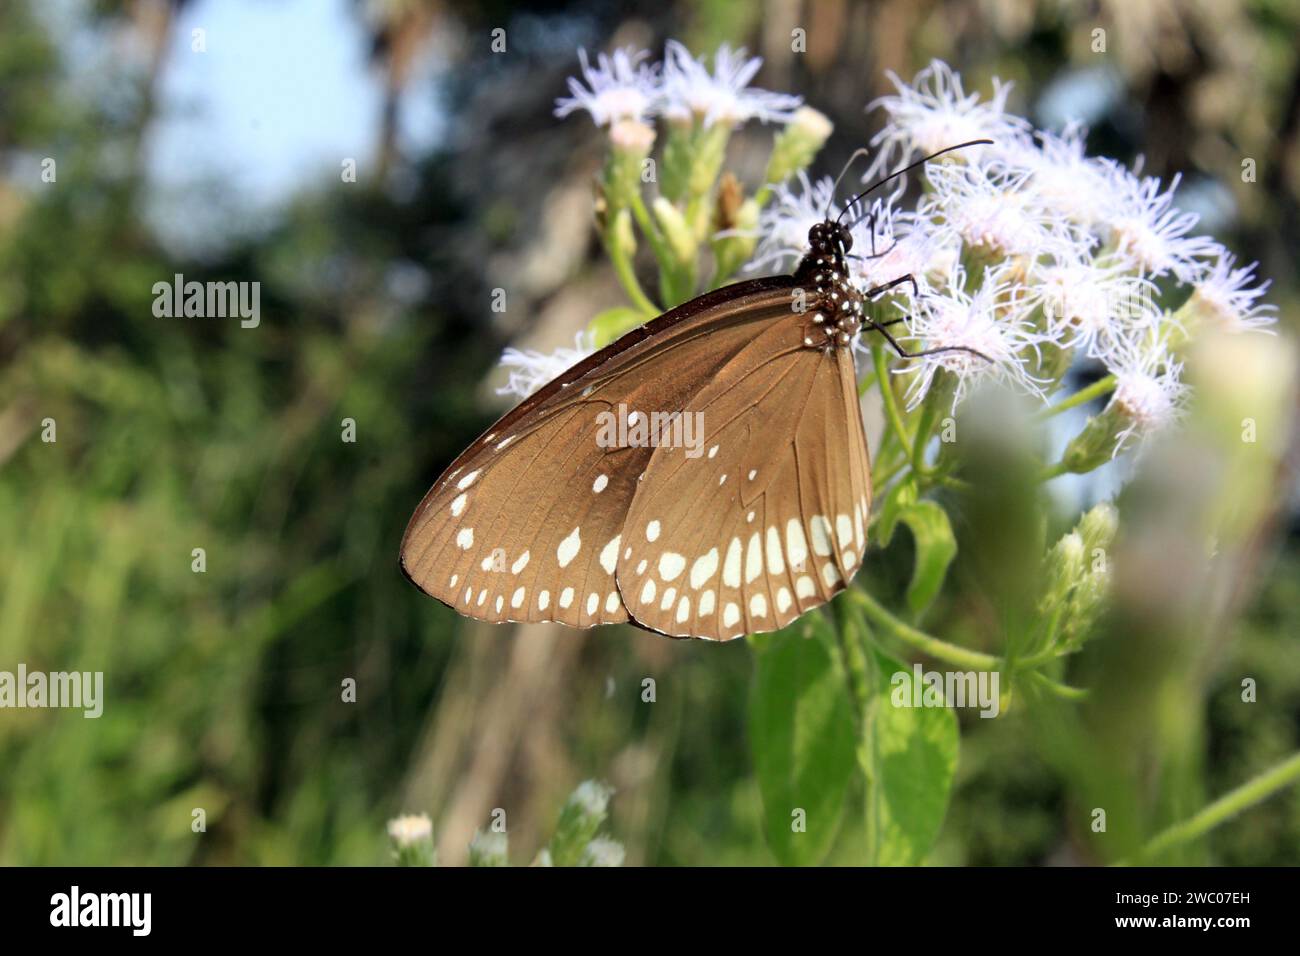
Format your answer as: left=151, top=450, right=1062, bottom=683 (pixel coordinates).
left=749, top=614, right=856, bottom=866
left=897, top=500, right=957, bottom=620
left=863, top=649, right=959, bottom=865
left=587, top=306, right=647, bottom=347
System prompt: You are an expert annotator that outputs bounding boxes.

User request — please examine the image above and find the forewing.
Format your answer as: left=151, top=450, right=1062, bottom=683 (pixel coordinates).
left=400, top=277, right=802, bottom=628
left=617, top=323, right=872, bottom=640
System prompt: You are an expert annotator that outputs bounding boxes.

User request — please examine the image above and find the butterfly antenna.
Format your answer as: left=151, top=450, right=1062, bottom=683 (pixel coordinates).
left=836, top=139, right=994, bottom=228
left=823, top=147, right=874, bottom=219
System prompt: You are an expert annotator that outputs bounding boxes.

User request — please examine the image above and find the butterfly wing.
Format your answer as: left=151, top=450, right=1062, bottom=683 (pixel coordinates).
left=400, top=276, right=803, bottom=628
left=616, top=318, right=871, bottom=640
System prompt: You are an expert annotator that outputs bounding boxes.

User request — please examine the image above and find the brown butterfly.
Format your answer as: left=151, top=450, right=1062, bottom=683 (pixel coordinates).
left=401, top=142, right=990, bottom=640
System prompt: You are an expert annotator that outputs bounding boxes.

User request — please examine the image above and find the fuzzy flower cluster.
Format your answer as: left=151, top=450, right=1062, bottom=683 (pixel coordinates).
left=553, top=40, right=802, bottom=130
left=755, top=60, right=1276, bottom=455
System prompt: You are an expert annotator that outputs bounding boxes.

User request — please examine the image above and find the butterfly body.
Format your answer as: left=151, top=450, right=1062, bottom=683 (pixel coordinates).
left=401, top=218, right=873, bottom=641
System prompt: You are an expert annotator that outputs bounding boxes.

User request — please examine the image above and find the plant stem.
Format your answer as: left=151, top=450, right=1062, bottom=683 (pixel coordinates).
left=1038, top=459, right=1073, bottom=482
left=603, top=235, right=659, bottom=317
left=1117, top=751, right=1300, bottom=865
left=848, top=589, right=1087, bottom=701
left=1035, top=374, right=1116, bottom=422
left=849, top=590, right=997, bottom=671
left=873, top=346, right=911, bottom=448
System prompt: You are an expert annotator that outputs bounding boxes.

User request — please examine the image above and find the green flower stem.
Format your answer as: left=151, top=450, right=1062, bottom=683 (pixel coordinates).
left=873, top=346, right=911, bottom=449
left=849, top=589, right=997, bottom=671
left=627, top=191, right=687, bottom=302
left=847, top=589, right=1087, bottom=700
left=910, top=400, right=938, bottom=475
left=1117, top=751, right=1300, bottom=865
left=603, top=234, right=659, bottom=317
left=1034, top=374, right=1116, bottom=422
left=1038, top=459, right=1073, bottom=482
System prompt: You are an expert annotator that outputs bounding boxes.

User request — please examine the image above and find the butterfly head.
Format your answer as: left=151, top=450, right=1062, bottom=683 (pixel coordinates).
left=800, top=220, right=864, bottom=351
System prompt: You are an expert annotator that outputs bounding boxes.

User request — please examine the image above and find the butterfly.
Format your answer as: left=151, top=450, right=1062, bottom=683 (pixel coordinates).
left=401, top=142, right=991, bottom=641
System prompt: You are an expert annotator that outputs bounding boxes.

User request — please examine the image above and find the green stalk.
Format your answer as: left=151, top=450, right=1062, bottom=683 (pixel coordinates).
left=603, top=234, right=659, bottom=317
left=1034, top=374, right=1116, bottom=422
left=847, top=589, right=1086, bottom=700
left=1117, top=751, right=1300, bottom=865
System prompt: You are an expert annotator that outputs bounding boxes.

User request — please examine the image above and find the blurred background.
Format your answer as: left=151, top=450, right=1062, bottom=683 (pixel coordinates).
left=0, top=0, right=1297, bottom=865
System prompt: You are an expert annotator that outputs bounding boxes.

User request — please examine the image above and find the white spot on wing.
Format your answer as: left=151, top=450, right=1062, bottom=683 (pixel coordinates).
left=776, top=587, right=792, bottom=613
left=641, top=579, right=656, bottom=604
left=837, top=513, right=853, bottom=549
left=659, top=552, right=686, bottom=581
left=659, top=586, right=677, bottom=611
left=646, top=520, right=661, bottom=542
left=745, top=532, right=762, bottom=583
left=457, top=470, right=480, bottom=490
left=559, top=587, right=574, bottom=608
left=822, top=562, right=842, bottom=586
left=457, top=528, right=474, bottom=550
left=723, top=537, right=743, bottom=588
left=750, top=594, right=767, bottom=617
left=699, top=589, right=716, bottom=616
left=586, top=592, right=599, bottom=615
left=810, top=515, right=833, bottom=556
left=600, top=536, right=621, bottom=575
left=592, top=474, right=609, bottom=493
left=511, top=587, right=525, bottom=609
left=557, top=527, right=582, bottom=567
left=676, top=596, right=690, bottom=623
left=538, top=590, right=550, bottom=610
left=512, top=550, right=530, bottom=574
left=723, top=603, right=740, bottom=627
left=796, top=576, right=816, bottom=598
left=605, top=591, right=620, bottom=613
left=689, top=548, right=719, bottom=589
left=450, top=493, right=467, bottom=516
left=786, top=519, right=808, bottom=570
left=765, top=526, right=785, bottom=575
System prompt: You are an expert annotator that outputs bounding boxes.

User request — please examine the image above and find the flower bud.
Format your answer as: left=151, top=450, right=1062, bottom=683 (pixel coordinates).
left=387, top=813, right=436, bottom=867
left=653, top=196, right=698, bottom=266
left=764, top=107, right=833, bottom=187
left=548, top=779, right=614, bottom=867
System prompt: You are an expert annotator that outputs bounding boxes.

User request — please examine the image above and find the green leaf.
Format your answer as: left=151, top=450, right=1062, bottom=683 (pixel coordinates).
left=896, top=500, right=957, bottom=620
left=749, top=614, right=856, bottom=866
left=587, top=307, right=647, bottom=347
left=862, top=649, right=959, bottom=865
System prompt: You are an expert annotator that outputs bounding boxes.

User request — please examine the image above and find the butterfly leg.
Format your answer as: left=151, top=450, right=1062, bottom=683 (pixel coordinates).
left=864, top=273, right=919, bottom=299
left=864, top=316, right=992, bottom=364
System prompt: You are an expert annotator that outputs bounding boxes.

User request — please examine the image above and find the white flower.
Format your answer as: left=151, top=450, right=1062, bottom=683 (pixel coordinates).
left=865, top=60, right=1030, bottom=177
left=1005, top=122, right=1116, bottom=229
left=568, top=779, right=614, bottom=817
left=580, top=838, right=626, bottom=867
left=554, top=47, right=660, bottom=127
left=922, top=157, right=1080, bottom=261
left=896, top=262, right=1047, bottom=412
left=1187, top=250, right=1278, bottom=334
left=1028, top=253, right=1159, bottom=361
left=659, top=41, right=801, bottom=128
left=386, top=813, right=433, bottom=848
left=746, top=171, right=838, bottom=272
left=1098, top=162, right=1220, bottom=282
left=849, top=202, right=951, bottom=297
left=1105, top=339, right=1188, bottom=454
left=497, top=332, right=594, bottom=400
